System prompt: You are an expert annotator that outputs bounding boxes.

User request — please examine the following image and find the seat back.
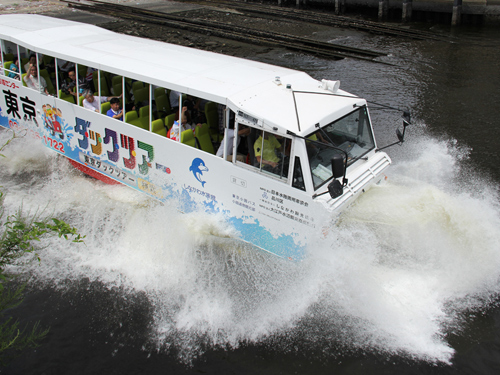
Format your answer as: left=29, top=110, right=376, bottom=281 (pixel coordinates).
left=155, top=94, right=171, bottom=115
left=79, top=95, right=84, bottom=107
left=59, top=89, right=76, bottom=104
left=3, top=52, right=14, bottom=62
left=111, top=75, right=123, bottom=86
left=101, top=101, right=111, bottom=115
left=138, top=105, right=150, bottom=130
left=39, top=69, right=55, bottom=95
left=20, top=57, right=29, bottom=73
left=165, top=113, right=175, bottom=130
left=132, top=80, right=145, bottom=93
left=93, top=70, right=111, bottom=96
left=113, top=83, right=122, bottom=97
left=205, top=102, right=220, bottom=142
left=21, top=73, right=28, bottom=87
left=77, top=64, right=87, bottom=80
left=154, top=87, right=166, bottom=99
left=125, top=110, right=138, bottom=124
left=196, top=123, right=215, bottom=154
left=3, top=61, right=12, bottom=75
left=181, top=129, right=197, bottom=148
left=152, top=119, right=166, bottom=136
left=134, top=87, right=149, bottom=107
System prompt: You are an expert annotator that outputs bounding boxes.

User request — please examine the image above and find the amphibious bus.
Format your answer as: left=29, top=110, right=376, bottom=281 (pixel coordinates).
left=0, top=14, right=394, bottom=259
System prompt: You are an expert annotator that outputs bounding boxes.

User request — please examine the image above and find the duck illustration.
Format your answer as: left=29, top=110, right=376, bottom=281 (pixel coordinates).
left=189, top=158, right=209, bottom=187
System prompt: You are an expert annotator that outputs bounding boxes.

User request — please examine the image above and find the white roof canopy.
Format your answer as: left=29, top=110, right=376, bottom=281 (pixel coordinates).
left=0, top=14, right=362, bottom=135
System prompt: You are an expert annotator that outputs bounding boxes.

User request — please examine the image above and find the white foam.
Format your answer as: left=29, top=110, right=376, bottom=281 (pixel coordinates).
left=1, top=130, right=500, bottom=364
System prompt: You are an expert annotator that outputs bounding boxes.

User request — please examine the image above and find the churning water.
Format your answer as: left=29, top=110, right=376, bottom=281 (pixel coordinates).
left=2, top=116, right=499, bottom=367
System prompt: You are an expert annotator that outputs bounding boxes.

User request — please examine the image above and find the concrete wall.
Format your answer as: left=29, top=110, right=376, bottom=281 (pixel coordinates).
left=306, top=0, right=500, bottom=16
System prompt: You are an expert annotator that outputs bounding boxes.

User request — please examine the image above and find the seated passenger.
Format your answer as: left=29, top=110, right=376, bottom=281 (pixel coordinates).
left=168, top=106, right=201, bottom=141
left=61, top=69, right=89, bottom=99
left=254, top=131, right=283, bottom=173
left=57, top=58, right=74, bottom=76
left=82, top=89, right=121, bottom=113
left=8, top=57, right=20, bottom=80
left=24, top=53, right=36, bottom=74
left=24, top=64, right=48, bottom=94
left=216, top=123, right=250, bottom=162
left=107, top=97, right=123, bottom=121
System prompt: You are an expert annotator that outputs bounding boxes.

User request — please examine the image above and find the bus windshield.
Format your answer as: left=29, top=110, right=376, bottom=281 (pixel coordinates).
left=306, top=106, right=375, bottom=190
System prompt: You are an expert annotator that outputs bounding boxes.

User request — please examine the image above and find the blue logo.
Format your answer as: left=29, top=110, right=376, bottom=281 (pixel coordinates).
left=189, top=158, right=209, bottom=187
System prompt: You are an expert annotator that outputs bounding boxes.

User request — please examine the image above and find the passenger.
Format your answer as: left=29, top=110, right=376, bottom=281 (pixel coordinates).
left=24, top=64, right=48, bottom=94
left=216, top=123, right=250, bottom=162
left=23, top=53, right=36, bottom=74
left=106, top=97, right=123, bottom=120
left=57, top=58, right=74, bottom=76
left=8, top=57, right=20, bottom=80
left=61, top=69, right=88, bottom=99
left=82, top=89, right=121, bottom=113
left=191, top=96, right=208, bottom=123
left=253, top=131, right=283, bottom=172
left=168, top=106, right=202, bottom=141
left=85, top=67, right=96, bottom=92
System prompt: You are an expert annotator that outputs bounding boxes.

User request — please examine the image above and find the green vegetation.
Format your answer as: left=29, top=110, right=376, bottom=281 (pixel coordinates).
left=0, top=130, right=84, bottom=364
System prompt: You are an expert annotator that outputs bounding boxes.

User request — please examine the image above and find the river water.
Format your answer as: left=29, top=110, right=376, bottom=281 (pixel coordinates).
left=2, top=17, right=500, bottom=375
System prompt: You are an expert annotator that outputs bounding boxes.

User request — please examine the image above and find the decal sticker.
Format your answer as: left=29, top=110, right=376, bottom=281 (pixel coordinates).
left=189, top=157, right=208, bottom=187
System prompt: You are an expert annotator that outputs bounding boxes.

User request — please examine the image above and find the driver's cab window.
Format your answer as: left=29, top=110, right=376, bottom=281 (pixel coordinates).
left=306, top=106, right=375, bottom=190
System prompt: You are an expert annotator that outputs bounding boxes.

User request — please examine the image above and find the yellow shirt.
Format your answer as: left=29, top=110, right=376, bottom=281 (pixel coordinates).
left=254, top=135, right=281, bottom=163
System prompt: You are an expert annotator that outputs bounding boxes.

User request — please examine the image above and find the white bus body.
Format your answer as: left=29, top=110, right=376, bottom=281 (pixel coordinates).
left=0, top=14, right=391, bottom=259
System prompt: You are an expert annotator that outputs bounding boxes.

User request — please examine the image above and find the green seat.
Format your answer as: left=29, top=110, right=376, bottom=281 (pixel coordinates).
left=112, top=75, right=122, bottom=86
left=154, top=87, right=166, bottom=99
left=165, top=113, right=175, bottom=130
left=155, top=94, right=171, bottom=116
left=132, top=80, right=145, bottom=93
left=114, top=82, right=133, bottom=105
left=125, top=111, right=137, bottom=123
left=205, top=101, right=221, bottom=142
left=134, top=87, right=149, bottom=107
left=113, top=83, right=123, bottom=97
left=39, top=69, right=55, bottom=95
left=21, top=57, right=29, bottom=73
left=181, top=129, right=197, bottom=148
left=152, top=119, right=166, bottom=136
left=59, top=89, right=76, bottom=104
left=195, top=123, right=215, bottom=154
left=125, top=111, right=143, bottom=128
left=21, top=73, right=28, bottom=87
left=3, top=61, right=12, bottom=76
left=138, top=105, right=150, bottom=129
left=101, top=101, right=111, bottom=115
left=77, top=64, right=87, bottom=79
left=79, top=95, right=84, bottom=106
left=93, top=70, right=111, bottom=96
left=4, top=61, right=20, bottom=79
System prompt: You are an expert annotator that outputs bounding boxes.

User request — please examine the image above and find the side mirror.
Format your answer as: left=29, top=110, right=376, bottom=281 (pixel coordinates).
left=397, top=128, right=404, bottom=143
left=397, top=118, right=411, bottom=143
left=328, top=179, right=343, bottom=199
left=331, top=153, right=344, bottom=179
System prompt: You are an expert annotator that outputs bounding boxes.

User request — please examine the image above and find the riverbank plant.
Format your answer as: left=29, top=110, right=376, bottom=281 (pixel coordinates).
left=0, top=129, right=85, bottom=364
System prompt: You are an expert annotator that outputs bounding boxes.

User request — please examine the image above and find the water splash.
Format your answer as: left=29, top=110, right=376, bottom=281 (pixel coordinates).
left=1, top=130, right=499, bottom=365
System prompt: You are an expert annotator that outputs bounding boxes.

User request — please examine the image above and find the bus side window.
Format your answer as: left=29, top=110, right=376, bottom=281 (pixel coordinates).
left=2, top=41, right=21, bottom=80
left=292, top=156, right=306, bottom=191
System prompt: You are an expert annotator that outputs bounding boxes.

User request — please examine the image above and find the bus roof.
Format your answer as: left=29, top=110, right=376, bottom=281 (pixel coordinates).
left=0, top=14, right=364, bottom=135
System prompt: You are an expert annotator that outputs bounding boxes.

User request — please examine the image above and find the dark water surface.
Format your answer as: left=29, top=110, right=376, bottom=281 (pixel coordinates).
left=2, top=17, right=500, bottom=375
